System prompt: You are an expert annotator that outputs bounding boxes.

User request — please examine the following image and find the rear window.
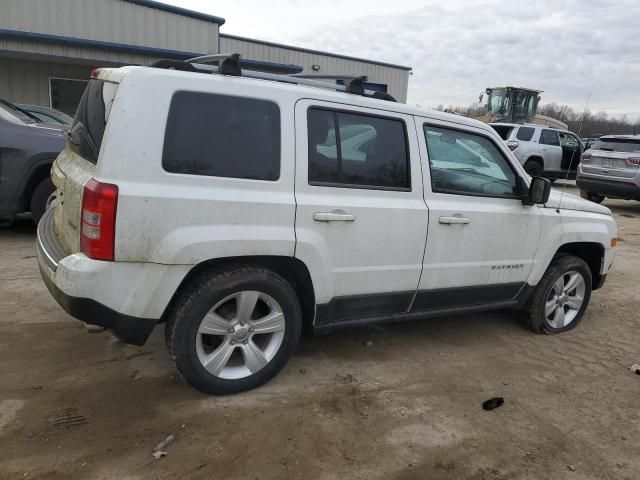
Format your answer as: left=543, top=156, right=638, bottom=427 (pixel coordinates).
left=69, top=79, right=117, bottom=164
left=592, top=138, right=640, bottom=153
left=516, top=127, right=535, bottom=141
left=162, top=91, right=280, bottom=181
left=491, top=125, right=514, bottom=140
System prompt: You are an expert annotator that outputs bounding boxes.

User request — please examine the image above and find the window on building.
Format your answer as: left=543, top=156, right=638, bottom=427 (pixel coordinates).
left=49, top=78, right=89, bottom=116
left=163, top=91, right=281, bottom=181
left=424, top=124, right=518, bottom=197
left=307, top=108, right=410, bottom=189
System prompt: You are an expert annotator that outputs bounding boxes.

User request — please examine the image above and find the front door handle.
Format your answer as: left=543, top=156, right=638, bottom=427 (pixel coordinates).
left=439, top=215, right=470, bottom=225
left=313, top=210, right=356, bottom=222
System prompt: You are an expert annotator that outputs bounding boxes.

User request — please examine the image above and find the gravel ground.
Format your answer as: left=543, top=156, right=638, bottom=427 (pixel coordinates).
left=1, top=183, right=639, bottom=480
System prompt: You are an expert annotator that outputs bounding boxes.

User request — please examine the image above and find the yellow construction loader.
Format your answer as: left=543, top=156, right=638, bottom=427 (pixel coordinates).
left=477, top=86, right=568, bottom=130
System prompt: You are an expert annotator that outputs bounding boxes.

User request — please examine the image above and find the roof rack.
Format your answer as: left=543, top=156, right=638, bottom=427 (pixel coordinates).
left=148, top=53, right=396, bottom=102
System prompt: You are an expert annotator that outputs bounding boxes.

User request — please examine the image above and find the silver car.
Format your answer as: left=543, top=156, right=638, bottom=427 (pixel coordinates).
left=576, top=135, right=640, bottom=203
left=491, top=122, right=583, bottom=179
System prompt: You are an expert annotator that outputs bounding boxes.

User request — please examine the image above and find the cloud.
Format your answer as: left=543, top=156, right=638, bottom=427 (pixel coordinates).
left=290, top=0, right=640, bottom=119
left=174, top=0, right=640, bottom=119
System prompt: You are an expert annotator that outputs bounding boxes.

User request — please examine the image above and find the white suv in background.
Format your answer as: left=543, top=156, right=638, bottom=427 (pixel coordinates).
left=491, top=123, right=583, bottom=180
left=38, top=60, right=617, bottom=394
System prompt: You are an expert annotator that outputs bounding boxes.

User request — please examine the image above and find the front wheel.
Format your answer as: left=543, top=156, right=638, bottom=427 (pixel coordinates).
left=580, top=189, right=605, bottom=204
left=522, top=255, right=592, bottom=334
left=166, top=266, right=302, bottom=395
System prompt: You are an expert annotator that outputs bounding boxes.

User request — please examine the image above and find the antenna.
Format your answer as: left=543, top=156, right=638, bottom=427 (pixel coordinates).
left=557, top=92, right=591, bottom=213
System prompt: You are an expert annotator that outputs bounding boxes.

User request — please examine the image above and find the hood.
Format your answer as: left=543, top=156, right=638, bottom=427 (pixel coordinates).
left=544, top=190, right=611, bottom=215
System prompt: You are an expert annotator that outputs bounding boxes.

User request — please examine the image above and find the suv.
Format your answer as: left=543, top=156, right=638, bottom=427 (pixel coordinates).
left=37, top=63, right=617, bottom=395
left=0, top=98, right=66, bottom=225
left=577, top=135, right=640, bottom=204
left=491, top=123, right=583, bottom=180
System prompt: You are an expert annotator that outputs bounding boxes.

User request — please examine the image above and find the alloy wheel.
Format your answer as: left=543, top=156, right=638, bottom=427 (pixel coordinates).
left=195, top=291, right=286, bottom=379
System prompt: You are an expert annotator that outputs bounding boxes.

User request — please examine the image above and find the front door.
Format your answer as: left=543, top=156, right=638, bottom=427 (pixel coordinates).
left=413, top=118, right=543, bottom=311
left=294, top=100, right=429, bottom=325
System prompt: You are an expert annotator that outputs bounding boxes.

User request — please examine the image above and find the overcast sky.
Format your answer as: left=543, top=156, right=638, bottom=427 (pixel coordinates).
left=165, top=0, right=639, bottom=121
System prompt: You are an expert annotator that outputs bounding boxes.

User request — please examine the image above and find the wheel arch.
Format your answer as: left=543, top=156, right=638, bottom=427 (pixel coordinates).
left=163, top=256, right=316, bottom=331
left=20, top=159, right=54, bottom=212
left=525, top=156, right=544, bottom=168
left=555, top=242, right=605, bottom=289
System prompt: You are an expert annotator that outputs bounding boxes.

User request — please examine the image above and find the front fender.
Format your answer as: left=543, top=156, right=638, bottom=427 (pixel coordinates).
left=527, top=209, right=616, bottom=285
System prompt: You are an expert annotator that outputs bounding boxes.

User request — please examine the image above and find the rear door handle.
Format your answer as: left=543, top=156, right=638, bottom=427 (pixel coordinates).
left=313, top=210, right=355, bottom=222
left=439, top=215, right=470, bottom=225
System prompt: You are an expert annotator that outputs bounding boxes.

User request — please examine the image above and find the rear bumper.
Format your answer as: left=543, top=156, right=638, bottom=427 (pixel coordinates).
left=577, top=177, right=640, bottom=199
left=36, top=209, right=191, bottom=345
left=38, top=262, right=157, bottom=345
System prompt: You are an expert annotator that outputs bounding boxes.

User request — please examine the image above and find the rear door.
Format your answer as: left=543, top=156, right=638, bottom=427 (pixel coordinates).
left=539, top=129, right=563, bottom=171
left=51, top=78, right=118, bottom=253
left=294, top=100, right=428, bottom=325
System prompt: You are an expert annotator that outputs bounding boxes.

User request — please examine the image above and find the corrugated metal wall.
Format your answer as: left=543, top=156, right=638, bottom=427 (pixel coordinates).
left=220, top=35, right=410, bottom=102
left=0, top=0, right=218, bottom=53
left=0, top=37, right=165, bottom=66
left=0, top=58, right=92, bottom=106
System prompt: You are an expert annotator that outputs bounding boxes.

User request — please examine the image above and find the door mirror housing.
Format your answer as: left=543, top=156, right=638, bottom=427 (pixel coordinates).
left=523, top=177, right=551, bottom=205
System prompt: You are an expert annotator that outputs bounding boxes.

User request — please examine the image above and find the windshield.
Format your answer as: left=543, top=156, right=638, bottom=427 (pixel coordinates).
left=0, top=99, right=40, bottom=124
left=592, top=138, right=640, bottom=153
left=488, top=89, right=509, bottom=116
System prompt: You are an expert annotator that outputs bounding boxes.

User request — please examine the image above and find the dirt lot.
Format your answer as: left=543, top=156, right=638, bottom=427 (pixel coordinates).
left=1, top=183, right=639, bottom=480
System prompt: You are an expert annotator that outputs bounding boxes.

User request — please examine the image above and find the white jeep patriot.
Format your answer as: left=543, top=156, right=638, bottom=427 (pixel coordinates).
left=37, top=61, right=617, bottom=394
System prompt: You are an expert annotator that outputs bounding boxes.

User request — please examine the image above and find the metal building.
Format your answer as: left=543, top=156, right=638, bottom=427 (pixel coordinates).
left=0, top=0, right=411, bottom=115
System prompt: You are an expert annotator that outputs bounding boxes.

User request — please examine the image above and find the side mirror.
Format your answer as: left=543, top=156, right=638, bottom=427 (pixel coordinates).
left=524, top=177, right=551, bottom=205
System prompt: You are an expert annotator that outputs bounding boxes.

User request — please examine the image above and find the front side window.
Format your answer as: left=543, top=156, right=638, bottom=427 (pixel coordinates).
left=308, top=108, right=409, bottom=189
left=424, top=125, right=518, bottom=197
left=540, top=130, right=560, bottom=146
left=163, top=92, right=280, bottom=181
left=560, top=133, right=579, bottom=148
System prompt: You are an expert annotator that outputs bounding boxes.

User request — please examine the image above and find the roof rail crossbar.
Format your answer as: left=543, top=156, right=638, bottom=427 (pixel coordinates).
left=290, top=74, right=365, bottom=80
left=186, top=53, right=241, bottom=76
left=151, top=54, right=395, bottom=101
left=344, top=76, right=368, bottom=95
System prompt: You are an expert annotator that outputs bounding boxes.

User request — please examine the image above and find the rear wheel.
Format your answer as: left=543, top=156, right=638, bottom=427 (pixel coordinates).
left=524, top=159, right=543, bottom=177
left=522, top=255, right=592, bottom=334
left=30, top=178, right=54, bottom=224
left=166, top=266, right=302, bottom=395
left=580, top=189, right=605, bottom=204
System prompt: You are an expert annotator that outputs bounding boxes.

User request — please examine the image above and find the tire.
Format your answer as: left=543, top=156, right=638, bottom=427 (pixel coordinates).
left=579, top=189, right=605, bottom=204
left=523, top=160, right=543, bottom=177
left=30, top=178, right=54, bottom=224
left=166, top=266, right=302, bottom=395
left=522, top=255, right=592, bottom=334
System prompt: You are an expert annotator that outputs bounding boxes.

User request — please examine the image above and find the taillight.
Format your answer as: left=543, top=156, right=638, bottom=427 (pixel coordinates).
left=627, top=157, right=640, bottom=166
left=80, top=178, right=118, bottom=261
left=90, top=68, right=101, bottom=78
left=581, top=153, right=591, bottom=161
left=506, top=140, right=519, bottom=151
